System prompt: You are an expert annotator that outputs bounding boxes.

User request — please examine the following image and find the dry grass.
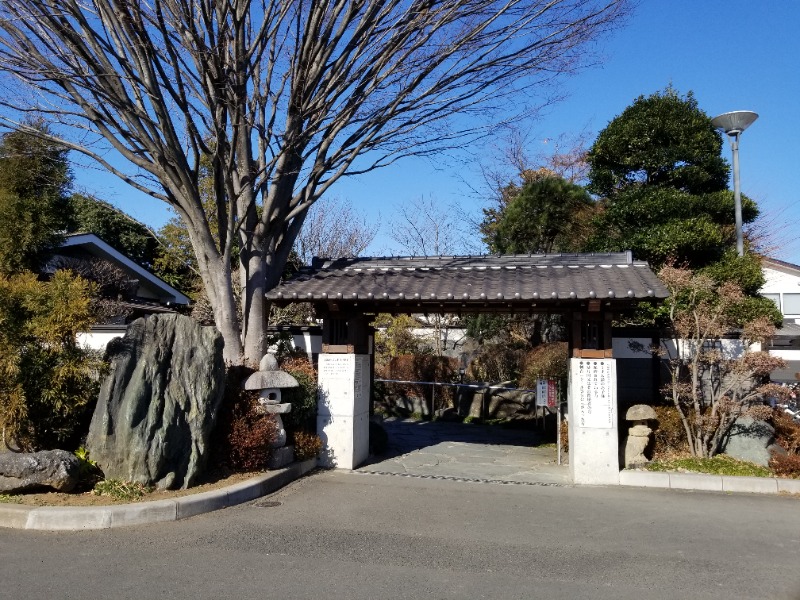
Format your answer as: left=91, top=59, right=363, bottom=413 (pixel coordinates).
left=2, top=469, right=265, bottom=507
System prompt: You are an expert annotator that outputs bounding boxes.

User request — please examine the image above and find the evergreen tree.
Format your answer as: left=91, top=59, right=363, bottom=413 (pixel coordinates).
left=585, top=88, right=757, bottom=270
left=481, top=173, right=595, bottom=254
left=67, top=194, right=160, bottom=270
left=0, top=123, right=71, bottom=274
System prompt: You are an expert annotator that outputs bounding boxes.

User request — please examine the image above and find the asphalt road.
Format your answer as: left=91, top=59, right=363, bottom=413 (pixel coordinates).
left=2, top=470, right=799, bottom=600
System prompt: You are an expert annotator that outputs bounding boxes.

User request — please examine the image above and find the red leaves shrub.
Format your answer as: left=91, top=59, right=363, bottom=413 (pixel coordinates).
left=769, top=453, right=800, bottom=479
left=211, top=366, right=278, bottom=472
left=293, top=430, right=322, bottom=461
left=772, top=409, right=800, bottom=454
left=377, top=354, right=459, bottom=408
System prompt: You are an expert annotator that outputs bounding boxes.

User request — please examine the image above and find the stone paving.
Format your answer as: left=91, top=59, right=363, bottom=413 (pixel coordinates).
left=357, top=418, right=570, bottom=485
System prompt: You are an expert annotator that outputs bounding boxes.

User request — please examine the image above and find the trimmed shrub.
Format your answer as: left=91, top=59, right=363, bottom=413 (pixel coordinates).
left=211, top=366, right=279, bottom=472
left=377, top=354, right=459, bottom=411
left=293, top=430, right=322, bottom=461
left=519, top=342, right=568, bottom=388
left=467, top=343, right=525, bottom=384
left=769, top=453, right=800, bottom=479
left=281, top=356, right=318, bottom=433
left=771, top=409, right=800, bottom=454
left=652, top=404, right=691, bottom=458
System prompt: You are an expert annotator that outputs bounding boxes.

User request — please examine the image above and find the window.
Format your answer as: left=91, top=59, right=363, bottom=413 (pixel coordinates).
left=782, top=293, right=800, bottom=315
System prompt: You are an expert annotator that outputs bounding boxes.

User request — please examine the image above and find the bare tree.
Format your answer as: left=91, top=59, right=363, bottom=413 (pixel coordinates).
left=388, top=195, right=478, bottom=355
left=390, top=195, right=477, bottom=257
left=0, top=0, right=629, bottom=365
left=296, top=197, right=376, bottom=265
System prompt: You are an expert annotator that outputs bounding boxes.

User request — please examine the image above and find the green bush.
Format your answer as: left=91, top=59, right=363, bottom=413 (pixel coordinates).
left=0, top=270, right=101, bottom=451
left=74, top=446, right=103, bottom=489
left=281, top=356, right=318, bottom=433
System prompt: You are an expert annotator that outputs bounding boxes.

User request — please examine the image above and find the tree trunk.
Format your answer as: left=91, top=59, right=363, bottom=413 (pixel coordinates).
left=241, top=251, right=268, bottom=367
left=206, top=263, right=243, bottom=365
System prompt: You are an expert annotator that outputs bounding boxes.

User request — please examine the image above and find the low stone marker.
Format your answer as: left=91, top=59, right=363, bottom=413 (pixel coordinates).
left=623, top=404, right=656, bottom=468
left=0, top=450, right=79, bottom=493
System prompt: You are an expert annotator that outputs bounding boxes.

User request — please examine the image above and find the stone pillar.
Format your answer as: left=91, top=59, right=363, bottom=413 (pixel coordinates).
left=317, top=353, right=371, bottom=469
left=567, top=358, right=620, bottom=485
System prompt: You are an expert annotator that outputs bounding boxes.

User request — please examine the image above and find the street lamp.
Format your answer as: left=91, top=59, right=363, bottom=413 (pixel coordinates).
left=711, top=110, right=758, bottom=257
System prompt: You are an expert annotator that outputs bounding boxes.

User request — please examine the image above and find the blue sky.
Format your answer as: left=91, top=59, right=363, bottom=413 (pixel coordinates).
left=73, top=0, right=800, bottom=263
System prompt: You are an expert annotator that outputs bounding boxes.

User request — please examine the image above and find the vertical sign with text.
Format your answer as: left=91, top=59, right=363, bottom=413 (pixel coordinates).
left=572, top=359, right=614, bottom=429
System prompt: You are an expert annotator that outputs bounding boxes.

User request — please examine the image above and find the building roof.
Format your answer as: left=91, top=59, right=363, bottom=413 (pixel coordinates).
left=762, top=256, right=800, bottom=277
left=267, top=252, right=668, bottom=314
left=58, top=233, right=190, bottom=305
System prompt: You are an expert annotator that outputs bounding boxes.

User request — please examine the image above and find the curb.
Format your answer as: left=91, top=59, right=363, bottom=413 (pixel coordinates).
left=619, top=469, right=800, bottom=495
left=0, top=458, right=318, bottom=531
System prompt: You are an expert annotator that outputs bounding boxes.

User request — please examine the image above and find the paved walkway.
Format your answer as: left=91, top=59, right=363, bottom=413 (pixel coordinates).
left=357, top=418, right=570, bottom=485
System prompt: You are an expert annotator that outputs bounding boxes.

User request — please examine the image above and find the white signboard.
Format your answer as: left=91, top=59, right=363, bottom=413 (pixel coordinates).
left=571, top=359, right=615, bottom=429
left=536, top=379, right=549, bottom=407
left=317, top=354, right=370, bottom=415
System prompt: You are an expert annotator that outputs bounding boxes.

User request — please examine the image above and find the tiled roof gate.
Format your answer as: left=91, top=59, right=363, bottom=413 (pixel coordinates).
left=267, top=252, right=668, bottom=358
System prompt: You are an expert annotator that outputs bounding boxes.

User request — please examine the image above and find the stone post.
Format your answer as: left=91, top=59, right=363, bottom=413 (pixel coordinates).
left=317, top=353, right=371, bottom=468
left=567, top=358, right=620, bottom=485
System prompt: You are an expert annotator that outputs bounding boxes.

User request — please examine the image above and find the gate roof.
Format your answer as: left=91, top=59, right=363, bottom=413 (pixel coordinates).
left=266, top=252, right=668, bottom=314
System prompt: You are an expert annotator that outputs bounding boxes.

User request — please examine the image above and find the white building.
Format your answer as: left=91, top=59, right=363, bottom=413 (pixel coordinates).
left=761, top=257, right=800, bottom=382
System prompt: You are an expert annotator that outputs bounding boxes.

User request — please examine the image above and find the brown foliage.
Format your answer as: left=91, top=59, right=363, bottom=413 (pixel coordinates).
left=772, top=409, right=800, bottom=455
left=467, top=343, right=525, bottom=384
left=769, top=453, right=800, bottom=479
left=211, top=366, right=278, bottom=472
left=652, top=405, right=690, bottom=459
left=280, top=355, right=318, bottom=432
left=559, top=418, right=569, bottom=453
left=519, top=342, right=568, bottom=388
left=377, top=354, right=459, bottom=409
left=293, top=430, right=323, bottom=461
left=657, top=264, right=785, bottom=457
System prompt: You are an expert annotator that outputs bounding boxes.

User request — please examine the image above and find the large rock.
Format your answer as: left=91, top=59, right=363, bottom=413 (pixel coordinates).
left=721, top=416, right=775, bottom=467
left=0, top=450, right=79, bottom=493
left=86, top=314, right=225, bottom=490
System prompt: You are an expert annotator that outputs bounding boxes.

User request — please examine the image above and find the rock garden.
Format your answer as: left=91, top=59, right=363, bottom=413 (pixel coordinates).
left=0, top=314, right=322, bottom=507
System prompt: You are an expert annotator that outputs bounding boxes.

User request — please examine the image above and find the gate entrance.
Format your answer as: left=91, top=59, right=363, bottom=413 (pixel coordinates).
left=267, top=252, right=667, bottom=485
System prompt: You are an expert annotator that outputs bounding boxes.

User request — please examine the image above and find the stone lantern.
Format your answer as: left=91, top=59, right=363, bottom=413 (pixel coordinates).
left=242, top=354, right=299, bottom=468
left=622, top=404, right=657, bottom=469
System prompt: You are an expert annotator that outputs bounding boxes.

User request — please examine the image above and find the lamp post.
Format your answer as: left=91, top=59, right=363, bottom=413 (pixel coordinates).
left=711, top=110, right=758, bottom=257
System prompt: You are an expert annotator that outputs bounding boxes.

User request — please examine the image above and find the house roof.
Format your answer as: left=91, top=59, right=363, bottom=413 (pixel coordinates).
left=59, top=233, right=190, bottom=305
left=266, top=252, right=668, bottom=314
left=762, top=256, right=800, bottom=277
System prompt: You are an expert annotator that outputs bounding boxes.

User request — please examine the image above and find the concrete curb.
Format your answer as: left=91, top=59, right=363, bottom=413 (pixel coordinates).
left=619, top=469, right=800, bottom=495
left=0, top=458, right=318, bottom=531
